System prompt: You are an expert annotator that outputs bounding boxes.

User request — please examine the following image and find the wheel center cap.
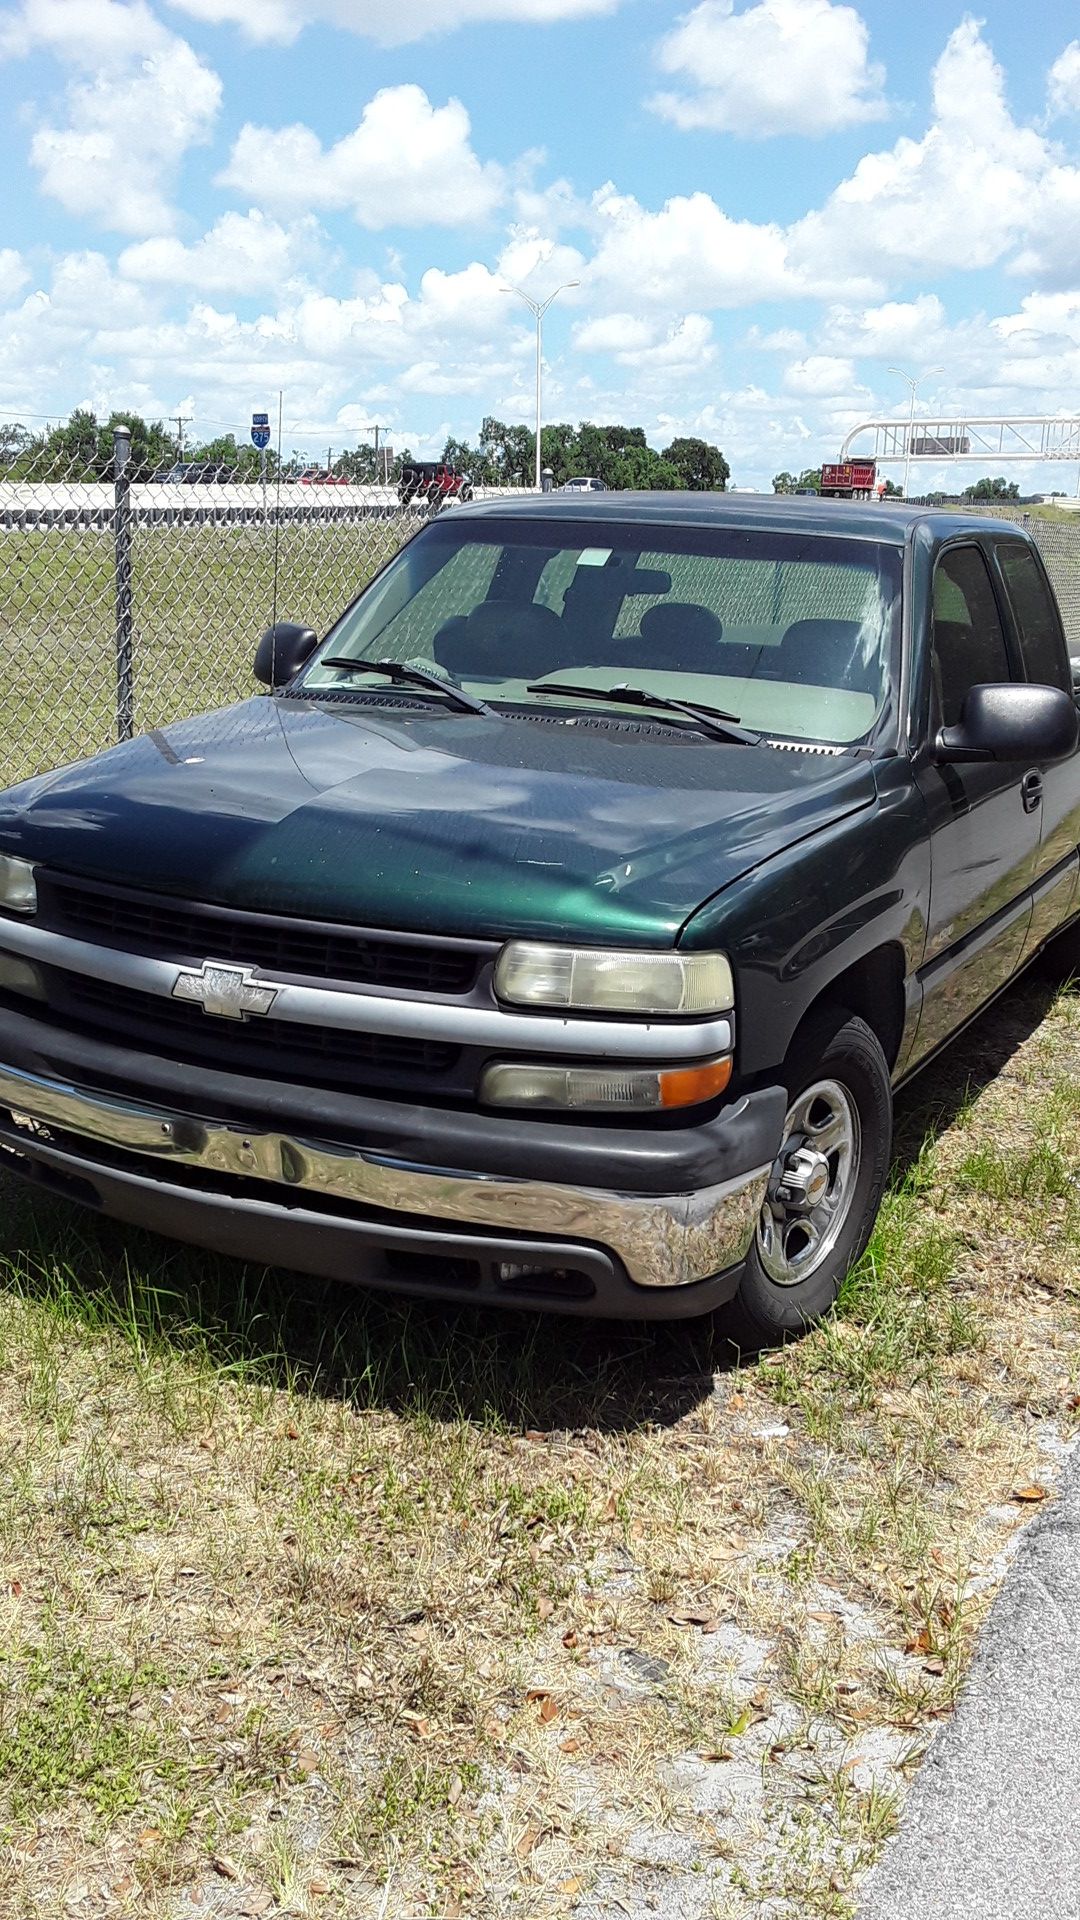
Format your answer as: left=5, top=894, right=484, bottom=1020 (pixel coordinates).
left=775, top=1145, right=832, bottom=1211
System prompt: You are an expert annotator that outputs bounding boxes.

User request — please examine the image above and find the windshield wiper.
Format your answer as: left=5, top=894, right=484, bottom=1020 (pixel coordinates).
left=525, top=680, right=763, bottom=746
left=319, top=657, right=493, bottom=716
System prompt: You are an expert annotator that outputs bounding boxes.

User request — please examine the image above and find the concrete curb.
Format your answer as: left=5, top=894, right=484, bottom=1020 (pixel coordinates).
left=857, top=1445, right=1080, bottom=1920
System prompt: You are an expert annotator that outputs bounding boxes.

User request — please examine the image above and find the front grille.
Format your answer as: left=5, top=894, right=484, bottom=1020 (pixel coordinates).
left=40, top=874, right=482, bottom=996
left=40, top=968, right=460, bottom=1095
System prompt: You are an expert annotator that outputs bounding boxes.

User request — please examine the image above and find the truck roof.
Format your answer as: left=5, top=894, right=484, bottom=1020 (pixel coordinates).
left=456, top=490, right=1031, bottom=546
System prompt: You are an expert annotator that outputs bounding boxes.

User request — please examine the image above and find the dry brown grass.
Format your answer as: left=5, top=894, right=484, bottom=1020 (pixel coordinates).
left=1, top=965, right=1079, bottom=1920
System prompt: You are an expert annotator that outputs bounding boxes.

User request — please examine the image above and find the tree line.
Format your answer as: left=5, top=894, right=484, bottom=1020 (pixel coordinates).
left=440, top=418, right=729, bottom=491
left=0, top=409, right=730, bottom=492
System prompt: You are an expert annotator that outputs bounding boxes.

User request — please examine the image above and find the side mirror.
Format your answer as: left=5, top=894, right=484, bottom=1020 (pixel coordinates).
left=254, top=621, right=318, bottom=688
left=937, top=682, right=1079, bottom=765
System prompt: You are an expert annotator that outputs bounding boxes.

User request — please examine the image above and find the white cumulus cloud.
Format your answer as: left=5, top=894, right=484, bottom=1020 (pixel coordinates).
left=3, top=0, right=222, bottom=236
left=587, top=186, right=795, bottom=308
left=651, top=0, right=887, bottom=137
left=118, top=212, right=322, bottom=295
left=0, top=250, right=30, bottom=303
left=1048, top=41, right=1080, bottom=117
left=166, top=0, right=621, bottom=46
left=217, top=87, right=503, bottom=230
left=787, top=20, right=1077, bottom=287
left=783, top=353, right=858, bottom=396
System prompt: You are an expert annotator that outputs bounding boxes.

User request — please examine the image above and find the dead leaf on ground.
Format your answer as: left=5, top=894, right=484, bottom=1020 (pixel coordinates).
left=211, top=1853, right=242, bottom=1882
left=905, top=1628, right=934, bottom=1655
left=1012, top=1484, right=1048, bottom=1503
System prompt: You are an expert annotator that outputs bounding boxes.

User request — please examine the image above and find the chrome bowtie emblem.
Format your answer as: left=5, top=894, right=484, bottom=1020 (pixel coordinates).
left=172, top=961, right=280, bottom=1021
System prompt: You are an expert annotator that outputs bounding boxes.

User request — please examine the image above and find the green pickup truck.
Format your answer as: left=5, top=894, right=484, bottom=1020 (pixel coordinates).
left=0, top=494, right=1076, bottom=1340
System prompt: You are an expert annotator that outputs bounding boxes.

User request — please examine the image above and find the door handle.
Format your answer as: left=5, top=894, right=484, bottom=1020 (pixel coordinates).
left=1021, top=769, right=1043, bottom=814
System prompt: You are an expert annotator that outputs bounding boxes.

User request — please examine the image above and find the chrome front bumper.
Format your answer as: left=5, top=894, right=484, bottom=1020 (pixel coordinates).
left=0, top=1063, right=770, bottom=1291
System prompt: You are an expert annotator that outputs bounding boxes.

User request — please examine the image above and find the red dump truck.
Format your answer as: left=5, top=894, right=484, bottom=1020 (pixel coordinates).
left=820, top=460, right=878, bottom=499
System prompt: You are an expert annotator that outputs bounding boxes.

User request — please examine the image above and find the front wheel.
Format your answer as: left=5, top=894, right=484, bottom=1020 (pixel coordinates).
left=730, top=1011, right=892, bottom=1346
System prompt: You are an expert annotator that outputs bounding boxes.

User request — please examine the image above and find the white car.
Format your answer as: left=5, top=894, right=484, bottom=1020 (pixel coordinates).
left=560, top=476, right=608, bottom=492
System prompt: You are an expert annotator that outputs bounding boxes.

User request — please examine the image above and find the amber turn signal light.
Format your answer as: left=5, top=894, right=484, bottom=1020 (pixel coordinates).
left=657, top=1056, right=733, bottom=1109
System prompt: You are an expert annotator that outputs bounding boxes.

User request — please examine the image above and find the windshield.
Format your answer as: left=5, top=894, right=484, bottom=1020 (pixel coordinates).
left=299, top=517, right=903, bottom=746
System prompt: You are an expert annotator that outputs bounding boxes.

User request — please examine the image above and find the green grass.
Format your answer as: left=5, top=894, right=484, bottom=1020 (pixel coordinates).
left=0, top=975, right=1079, bottom=1916
left=0, top=1640, right=189, bottom=1830
left=0, top=520, right=404, bottom=788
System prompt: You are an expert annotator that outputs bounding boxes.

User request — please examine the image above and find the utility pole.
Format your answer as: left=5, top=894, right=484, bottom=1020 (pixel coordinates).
left=358, top=425, right=387, bottom=483
left=887, top=366, right=942, bottom=500
left=499, top=282, right=579, bottom=489
left=174, top=415, right=191, bottom=459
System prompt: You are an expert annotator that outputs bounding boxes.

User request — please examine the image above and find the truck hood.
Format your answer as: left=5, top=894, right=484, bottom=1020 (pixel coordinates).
left=0, top=697, right=877, bottom=944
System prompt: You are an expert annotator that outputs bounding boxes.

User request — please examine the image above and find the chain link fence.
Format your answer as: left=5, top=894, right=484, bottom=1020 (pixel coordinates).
left=3, top=433, right=1079, bottom=790
left=0, top=432, right=504, bottom=788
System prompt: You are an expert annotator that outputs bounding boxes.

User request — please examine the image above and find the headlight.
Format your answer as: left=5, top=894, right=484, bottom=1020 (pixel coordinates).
left=480, top=1055, right=732, bottom=1111
left=0, top=856, right=37, bottom=915
left=494, top=943, right=733, bottom=1016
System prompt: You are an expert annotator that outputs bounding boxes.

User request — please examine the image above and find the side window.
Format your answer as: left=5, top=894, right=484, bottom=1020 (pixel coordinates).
left=994, top=541, right=1071, bottom=694
left=931, top=546, right=1011, bottom=727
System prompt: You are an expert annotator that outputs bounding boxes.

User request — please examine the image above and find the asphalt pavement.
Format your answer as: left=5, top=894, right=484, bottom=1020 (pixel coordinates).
left=857, top=1443, right=1080, bottom=1920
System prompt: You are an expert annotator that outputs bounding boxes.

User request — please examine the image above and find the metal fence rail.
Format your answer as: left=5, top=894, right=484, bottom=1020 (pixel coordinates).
left=3, top=432, right=1079, bottom=792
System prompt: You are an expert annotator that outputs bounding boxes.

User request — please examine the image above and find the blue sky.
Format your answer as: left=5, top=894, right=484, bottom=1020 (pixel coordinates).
left=1, top=0, right=1079, bottom=488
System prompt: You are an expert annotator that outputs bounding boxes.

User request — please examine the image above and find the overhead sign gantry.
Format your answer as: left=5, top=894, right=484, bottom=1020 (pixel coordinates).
left=840, top=416, right=1080, bottom=464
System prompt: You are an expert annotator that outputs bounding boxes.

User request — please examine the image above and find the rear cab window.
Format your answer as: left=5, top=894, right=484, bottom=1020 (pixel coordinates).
left=992, top=539, right=1071, bottom=695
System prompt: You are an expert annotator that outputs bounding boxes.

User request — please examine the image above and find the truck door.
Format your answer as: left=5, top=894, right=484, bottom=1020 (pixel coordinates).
left=909, top=542, right=1039, bottom=1068
left=991, top=536, right=1080, bottom=957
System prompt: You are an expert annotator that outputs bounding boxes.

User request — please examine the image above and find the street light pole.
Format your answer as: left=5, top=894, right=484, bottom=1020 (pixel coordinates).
left=888, top=365, right=943, bottom=501
left=500, top=280, right=580, bottom=489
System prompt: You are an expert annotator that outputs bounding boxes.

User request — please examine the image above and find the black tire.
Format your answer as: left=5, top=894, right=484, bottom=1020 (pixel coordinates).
left=730, top=1010, right=892, bottom=1348
left=1041, top=914, right=1080, bottom=981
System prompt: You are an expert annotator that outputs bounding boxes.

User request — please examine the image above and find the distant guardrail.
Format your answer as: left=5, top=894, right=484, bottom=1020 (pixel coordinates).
left=0, top=481, right=528, bottom=530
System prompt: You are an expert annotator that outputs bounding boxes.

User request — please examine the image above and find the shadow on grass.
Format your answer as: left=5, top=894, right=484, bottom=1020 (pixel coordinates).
left=0, top=963, right=1065, bottom=1436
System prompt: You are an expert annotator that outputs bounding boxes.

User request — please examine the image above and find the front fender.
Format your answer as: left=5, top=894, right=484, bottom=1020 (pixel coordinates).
left=679, top=761, right=930, bottom=1079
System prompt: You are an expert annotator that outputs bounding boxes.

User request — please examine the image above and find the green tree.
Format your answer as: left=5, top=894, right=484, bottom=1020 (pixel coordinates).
left=0, top=422, right=31, bottom=469
left=772, top=471, right=796, bottom=494
left=479, top=417, right=533, bottom=485
left=188, top=431, right=277, bottom=479
left=963, top=475, right=1020, bottom=502
left=661, top=436, right=728, bottom=491
left=16, top=409, right=180, bottom=478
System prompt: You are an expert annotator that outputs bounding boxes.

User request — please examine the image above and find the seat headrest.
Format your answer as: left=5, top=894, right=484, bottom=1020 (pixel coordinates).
left=433, top=600, right=567, bottom=681
left=777, top=618, right=873, bottom=690
left=638, top=602, right=725, bottom=672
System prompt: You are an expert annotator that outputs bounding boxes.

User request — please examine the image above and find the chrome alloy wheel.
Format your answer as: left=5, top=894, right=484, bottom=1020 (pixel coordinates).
left=756, top=1078, right=862, bottom=1287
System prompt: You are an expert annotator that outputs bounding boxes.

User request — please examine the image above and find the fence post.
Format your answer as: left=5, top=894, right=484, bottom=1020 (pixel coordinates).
left=112, top=424, right=134, bottom=743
